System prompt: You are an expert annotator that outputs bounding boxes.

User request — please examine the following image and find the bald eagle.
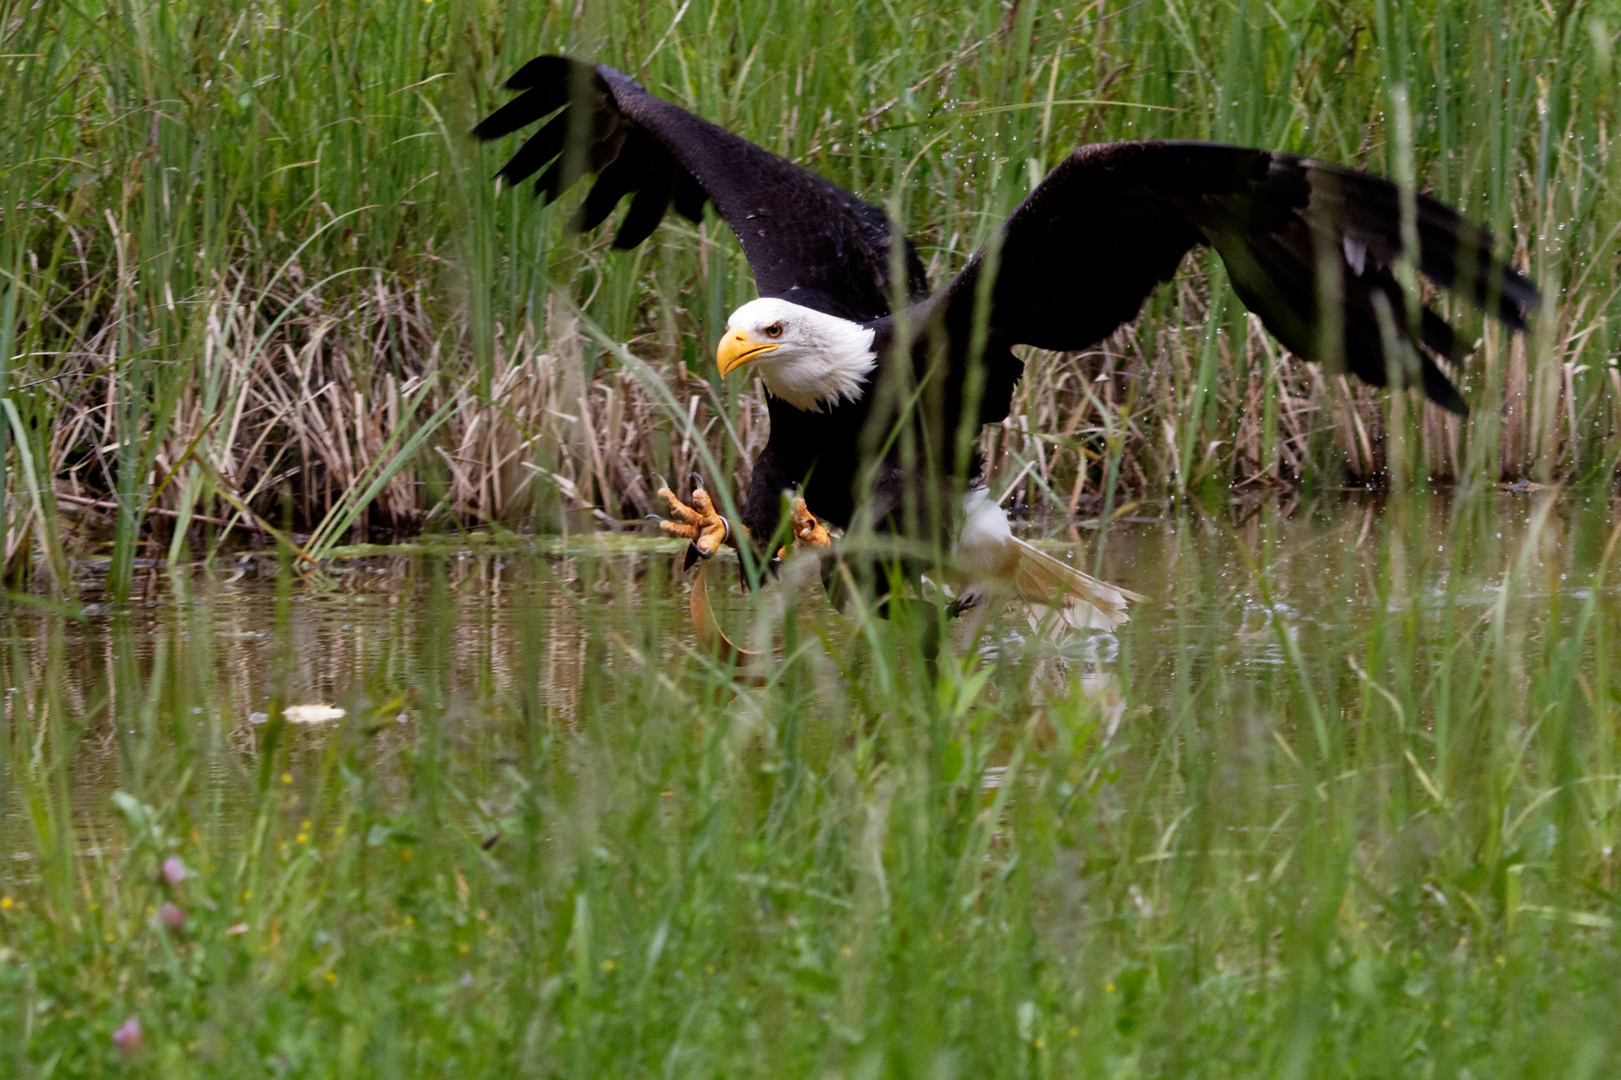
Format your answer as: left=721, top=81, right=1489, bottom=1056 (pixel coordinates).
left=475, top=56, right=1535, bottom=629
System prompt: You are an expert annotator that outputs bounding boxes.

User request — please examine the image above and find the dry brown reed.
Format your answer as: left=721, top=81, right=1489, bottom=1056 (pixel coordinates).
left=24, top=242, right=1607, bottom=568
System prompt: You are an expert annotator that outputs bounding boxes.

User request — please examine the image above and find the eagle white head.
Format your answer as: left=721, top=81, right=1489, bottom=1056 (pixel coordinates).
left=716, top=297, right=877, bottom=412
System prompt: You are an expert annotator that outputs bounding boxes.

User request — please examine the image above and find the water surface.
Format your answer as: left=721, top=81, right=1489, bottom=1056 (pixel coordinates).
left=2, top=489, right=1605, bottom=828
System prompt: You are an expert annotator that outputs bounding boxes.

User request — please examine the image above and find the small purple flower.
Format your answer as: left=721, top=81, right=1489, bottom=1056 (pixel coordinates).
left=162, top=857, right=186, bottom=885
left=112, top=1016, right=142, bottom=1056
left=158, top=902, right=186, bottom=931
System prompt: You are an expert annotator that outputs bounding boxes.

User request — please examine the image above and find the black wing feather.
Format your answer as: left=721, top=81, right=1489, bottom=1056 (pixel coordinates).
left=490, top=111, right=571, bottom=189
left=503, top=55, right=576, bottom=93
left=570, top=153, right=640, bottom=232
left=612, top=159, right=676, bottom=249
left=1310, top=163, right=1537, bottom=329
left=672, top=172, right=707, bottom=224
left=471, top=57, right=575, bottom=137
left=476, top=56, right=928, bottom=322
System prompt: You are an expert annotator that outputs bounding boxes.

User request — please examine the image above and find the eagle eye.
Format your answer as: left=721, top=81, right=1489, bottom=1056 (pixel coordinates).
left=764, top=321, right=785, bottom=338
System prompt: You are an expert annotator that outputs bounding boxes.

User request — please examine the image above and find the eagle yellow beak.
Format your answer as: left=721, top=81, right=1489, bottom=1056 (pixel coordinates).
left=716, top=329, right=779, bottom=376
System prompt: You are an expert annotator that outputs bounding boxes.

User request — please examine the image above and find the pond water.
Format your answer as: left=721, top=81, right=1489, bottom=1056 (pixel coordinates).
left=0, top=488, right=1607, bottom=826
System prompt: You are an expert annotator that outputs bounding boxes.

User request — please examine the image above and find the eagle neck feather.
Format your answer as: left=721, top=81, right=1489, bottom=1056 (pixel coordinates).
left=761, top=319, right=878, bottom=413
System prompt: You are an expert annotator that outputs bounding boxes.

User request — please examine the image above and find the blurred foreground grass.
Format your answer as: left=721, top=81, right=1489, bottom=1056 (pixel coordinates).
left=0, top=0, right=1617, bottom=596
left=5, top=491, right=1621, bottom=1075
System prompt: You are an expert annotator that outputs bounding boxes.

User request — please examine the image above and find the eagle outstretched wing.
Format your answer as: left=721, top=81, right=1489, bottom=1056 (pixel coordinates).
left=935, top=141, right=1538, bottom=415
left=473, top=55, right=928, bottom=323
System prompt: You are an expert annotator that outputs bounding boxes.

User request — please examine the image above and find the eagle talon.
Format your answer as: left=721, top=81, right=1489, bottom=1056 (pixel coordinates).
left=790, top=497, right=830, bottom=549
left=657, top=482, right=732, bottom=560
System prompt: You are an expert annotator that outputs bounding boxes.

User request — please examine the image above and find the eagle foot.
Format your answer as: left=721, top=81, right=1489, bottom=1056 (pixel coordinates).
left=789, top=497, right=830, bottom=550
left=654, top=479, right=732, bottom=568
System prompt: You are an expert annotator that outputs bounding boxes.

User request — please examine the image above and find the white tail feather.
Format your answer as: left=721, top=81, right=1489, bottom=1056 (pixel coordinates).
left=1007, top=535, right=1141, bottom=631
left=954, top=489, right=1142, bottom=631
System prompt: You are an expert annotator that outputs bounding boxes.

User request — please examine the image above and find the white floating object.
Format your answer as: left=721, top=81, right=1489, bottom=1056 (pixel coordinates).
left=282, top=704, right=346, bottom=724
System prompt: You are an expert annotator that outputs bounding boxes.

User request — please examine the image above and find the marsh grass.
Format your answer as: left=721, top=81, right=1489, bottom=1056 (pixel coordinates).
left=0, top=0, right=1616, bottom=592
left=4, top=490, right=1621, bottom=1076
